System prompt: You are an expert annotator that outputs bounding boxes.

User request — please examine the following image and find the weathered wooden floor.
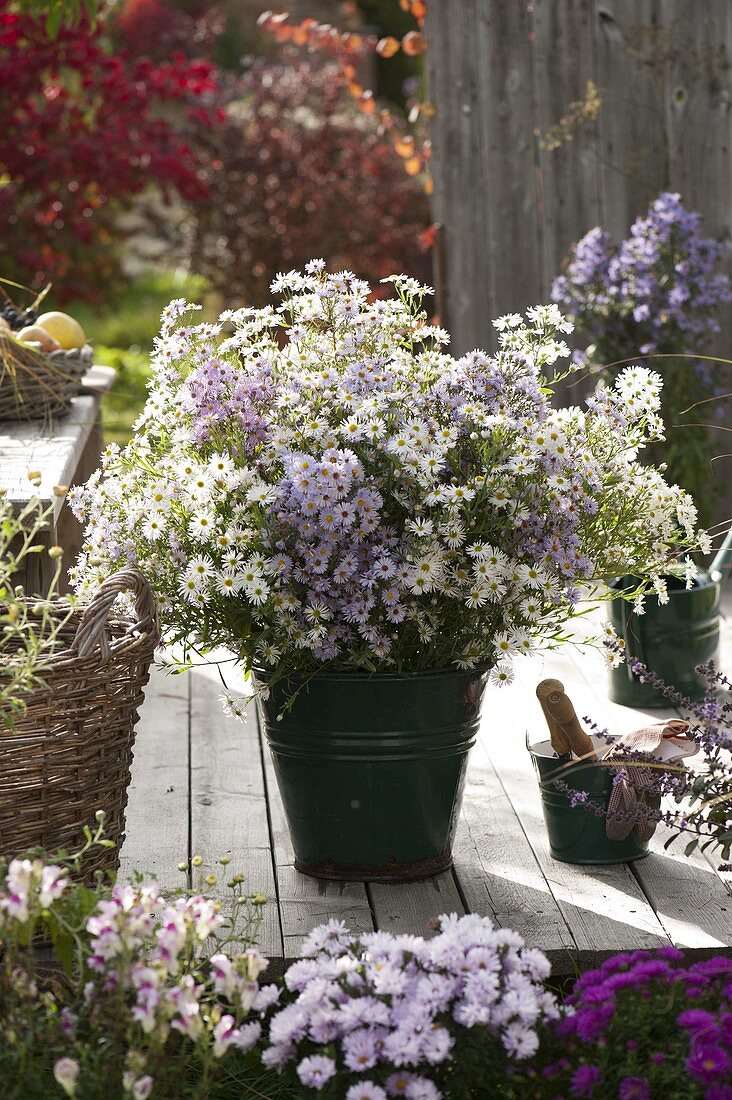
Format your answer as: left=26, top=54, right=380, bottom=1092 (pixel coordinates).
left=120, top=606, right=732, bottom=976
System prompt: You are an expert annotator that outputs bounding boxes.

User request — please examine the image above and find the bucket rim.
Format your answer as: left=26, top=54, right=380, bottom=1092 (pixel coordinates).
left=608, top=576, right=720, bottom=601
left=253, top=664, right=493, bottom=686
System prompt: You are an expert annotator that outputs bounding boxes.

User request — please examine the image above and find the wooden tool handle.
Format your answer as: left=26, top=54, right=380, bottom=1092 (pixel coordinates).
left=535, top=679, right=572, bottom=756
left=544, top=687, right=596, bottom=760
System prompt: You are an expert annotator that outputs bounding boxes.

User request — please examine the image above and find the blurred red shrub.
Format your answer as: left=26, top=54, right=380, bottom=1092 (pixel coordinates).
left=188, top=52, right=432, bottom=306
left=0, top=2, right=221, bottom=300
left=112, top=0, right=225, bottom=63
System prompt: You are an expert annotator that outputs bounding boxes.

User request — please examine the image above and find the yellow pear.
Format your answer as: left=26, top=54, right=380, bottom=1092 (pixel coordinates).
left=36, top=311, right=86, bottom=350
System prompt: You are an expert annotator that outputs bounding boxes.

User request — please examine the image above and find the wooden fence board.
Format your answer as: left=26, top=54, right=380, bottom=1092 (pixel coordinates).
left=427, top=0, right=732, bottom=369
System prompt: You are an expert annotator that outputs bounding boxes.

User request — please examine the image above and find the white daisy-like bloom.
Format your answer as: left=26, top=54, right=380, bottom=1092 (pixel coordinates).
left=220, top=690, right=247, bottom=720
left=142, top=516, right=166, bottom=541
left=185, top=556, right=212, bottom=582
left=244, top=579, right=270, bottom=606
left=465, top=584, right=491, bottom=609
left=519, top=596, right=543, bottom=621
left=207, top=452, right=236, bottom=480
left=246, top=483, right=278, bottom=506
left=188, top=512, right=217, bottom=542
left=186, top=469, right=214, bottom=503
left=257, top=642, right=282, bottom=665
left=444, top=485, right=475, bottom=506
left=493, top=313, right=523, bottom=332
left=215, top=570, right=242, bottom=597
left=406, top=518, right=434, bottom=538
left=510, top=631, right=533, bottom=656
left=179, top=575, right=204, bottom=603
left=489, top=663, right=515, bottom=687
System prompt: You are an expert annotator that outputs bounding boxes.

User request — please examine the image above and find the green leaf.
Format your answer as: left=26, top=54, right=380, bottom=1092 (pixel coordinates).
left=50, top=921, right=74, bottom=976
left=684, top=838, right=699, bottom=857
left=46, top=4, right=63, bottom=38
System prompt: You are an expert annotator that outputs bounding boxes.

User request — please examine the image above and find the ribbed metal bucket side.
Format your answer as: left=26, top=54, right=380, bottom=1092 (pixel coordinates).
left=608, top=580, right=720, bottom=707
left=256, top=668, right=489, bottom=882
left=529, top=740, right=649, bottom=865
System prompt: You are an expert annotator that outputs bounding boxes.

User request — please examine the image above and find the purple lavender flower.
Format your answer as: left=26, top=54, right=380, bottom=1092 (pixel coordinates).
left=553, top=192, right=731, bottom=520
left=259, top=913, right=557, bottom=1095
left=346, top=1084, right=388, bottom=1100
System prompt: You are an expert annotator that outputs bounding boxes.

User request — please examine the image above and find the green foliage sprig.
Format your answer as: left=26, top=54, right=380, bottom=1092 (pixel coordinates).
left=0, top=485, right=74, bottom=728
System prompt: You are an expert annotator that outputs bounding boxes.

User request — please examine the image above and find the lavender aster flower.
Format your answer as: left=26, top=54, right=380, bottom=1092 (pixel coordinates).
left=297, top=1054, right=337, bottom=1089
left=553, top=193, right=731, bottom=522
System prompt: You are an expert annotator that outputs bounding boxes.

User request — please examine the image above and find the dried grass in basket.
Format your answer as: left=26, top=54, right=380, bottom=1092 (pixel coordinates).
left=0, top=570, right=159, bottom=879
left=0, top=334, right=93, bottom=421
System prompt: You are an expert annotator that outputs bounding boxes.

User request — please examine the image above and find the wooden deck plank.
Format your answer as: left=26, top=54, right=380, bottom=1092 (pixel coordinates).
left=631, top=825, right=732, bottom=950
left=189, top=668, right=282, bottom=962
left=452, top=733, right=577, bottom=968
left=367, top=872, right=465, bottom=936
left=121, top=594, right=732, bottom=972
left=118, top=666, right=189, bottom=891
left=257, top=706, right=374, bottom=959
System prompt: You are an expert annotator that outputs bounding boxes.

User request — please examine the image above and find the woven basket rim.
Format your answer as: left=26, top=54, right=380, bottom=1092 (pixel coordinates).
left=0, top=582, right=159, bottom=695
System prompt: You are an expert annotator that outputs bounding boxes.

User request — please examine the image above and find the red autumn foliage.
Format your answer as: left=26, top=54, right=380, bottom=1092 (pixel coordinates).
left=111, top=0, right=225, bottom=63
left=0, top=3, right=220, bottom=300
left=188, top=51, right=432, bottom=307
left=257, top=11, right=433, bottom=187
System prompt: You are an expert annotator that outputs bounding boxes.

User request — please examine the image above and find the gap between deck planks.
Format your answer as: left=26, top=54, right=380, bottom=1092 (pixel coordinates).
left=120, top=599, right=732, bottom=976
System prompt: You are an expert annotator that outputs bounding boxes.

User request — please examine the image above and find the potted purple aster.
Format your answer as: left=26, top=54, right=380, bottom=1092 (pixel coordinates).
left=552, top=191, right=731, bottom=527
left=71, top=265, right=701, bottom=881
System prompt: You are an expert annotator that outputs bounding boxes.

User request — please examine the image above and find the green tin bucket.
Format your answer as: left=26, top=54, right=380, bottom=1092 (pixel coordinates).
left=608, top=576, right=720, bottom=708
left=255, top=667, right=488, bottom=882
left=529, top=737, right=649, bottom=864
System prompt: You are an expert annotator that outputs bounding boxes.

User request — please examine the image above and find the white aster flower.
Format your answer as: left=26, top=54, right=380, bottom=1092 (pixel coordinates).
left=244, top=579, right=270, bottom=606
left=489, top=663, right=515, bottom=687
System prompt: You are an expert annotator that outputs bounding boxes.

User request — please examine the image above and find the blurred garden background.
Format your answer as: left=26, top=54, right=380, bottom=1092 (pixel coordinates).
left=2, top=0, right=434, bottom=443
left=2, top=0, right=731, bottom=524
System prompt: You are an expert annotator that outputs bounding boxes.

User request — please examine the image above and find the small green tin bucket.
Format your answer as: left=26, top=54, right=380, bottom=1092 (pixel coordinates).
left=255, top=667, right=489, bottom=882
left=608, top=577, right=720, bottom=708
left=529, top=737, right=649, bottom=864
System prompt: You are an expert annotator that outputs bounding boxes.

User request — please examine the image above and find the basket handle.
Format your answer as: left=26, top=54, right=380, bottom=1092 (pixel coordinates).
left=71, top=569, right=158, bottom=662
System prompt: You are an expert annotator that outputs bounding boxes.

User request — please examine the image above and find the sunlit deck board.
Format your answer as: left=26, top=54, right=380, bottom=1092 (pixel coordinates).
left=120, top=600, right=732, bottom=975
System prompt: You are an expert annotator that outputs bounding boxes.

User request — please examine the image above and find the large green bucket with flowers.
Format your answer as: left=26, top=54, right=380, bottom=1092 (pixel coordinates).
left=255, top=667, right=489, bottom=882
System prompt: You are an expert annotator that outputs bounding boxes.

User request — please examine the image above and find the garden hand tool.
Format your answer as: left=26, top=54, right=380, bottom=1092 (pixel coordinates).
left=536, top=679, right=572, bottom=756
left=538, top=680, right=597, bottom=761
left=604, top=720, right=698, bottom=842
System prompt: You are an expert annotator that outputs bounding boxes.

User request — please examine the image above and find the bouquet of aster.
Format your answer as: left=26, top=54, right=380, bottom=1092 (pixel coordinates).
left=70, top=264, right=703, bottom=695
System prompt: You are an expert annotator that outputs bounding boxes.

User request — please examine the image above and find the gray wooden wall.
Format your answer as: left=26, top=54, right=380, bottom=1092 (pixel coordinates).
left=426, top=0, right=732, bottom=359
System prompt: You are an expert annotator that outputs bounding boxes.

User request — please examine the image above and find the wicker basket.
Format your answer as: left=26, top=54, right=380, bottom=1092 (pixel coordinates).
left=0, top=334, right=93, bottom=421
left=0, top=570, right=159, bottom=878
